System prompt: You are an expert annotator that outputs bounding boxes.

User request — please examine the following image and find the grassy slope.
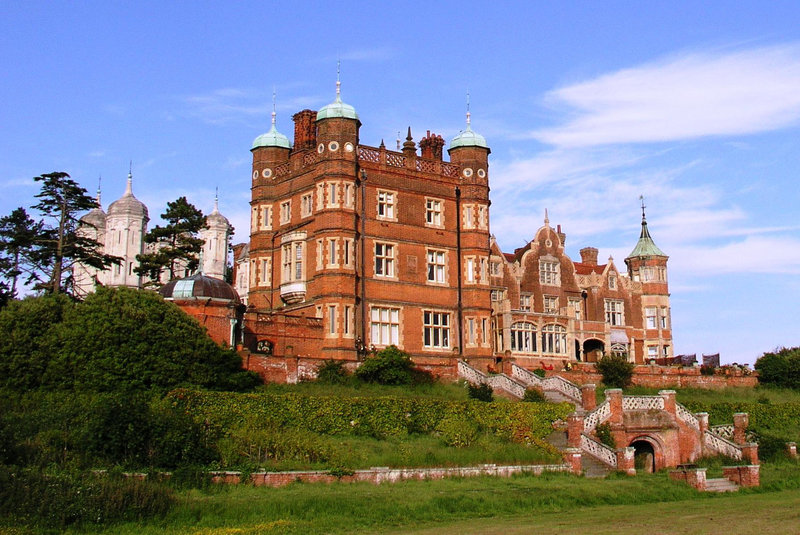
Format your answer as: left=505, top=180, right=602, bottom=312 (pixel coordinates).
left=31, top=460, right=798, bottom=535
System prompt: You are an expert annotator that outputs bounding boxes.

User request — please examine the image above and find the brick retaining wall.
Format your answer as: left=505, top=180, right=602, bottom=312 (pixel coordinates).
left=542, top=363, right=757, bottom=389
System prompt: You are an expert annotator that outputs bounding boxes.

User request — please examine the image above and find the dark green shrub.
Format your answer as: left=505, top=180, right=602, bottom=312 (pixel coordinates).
left=700, top=365, right=716, bottom=376
left=522, top=388, right=546, bottom=402
left=148, top=398, right=216, bottom=469
left=596, top=353, right=635, bottom=388
left=595, top=422, right=616, bottom=449
left=0, top=466, right=174, bottom=529
left=752, top=431, right=791, bottom=462
left=756, top=347, right=800, bottom=389
left=532, top=369, right=547, bottom=378
left=467, top=382, right=494, bottom=402
left=355, top=345, right=413, bottom=385
left=316, top=359, right=350, bottom=385
left=80, top=393, right=152, bottom=467
left=436, top=415, right=479, bottom=448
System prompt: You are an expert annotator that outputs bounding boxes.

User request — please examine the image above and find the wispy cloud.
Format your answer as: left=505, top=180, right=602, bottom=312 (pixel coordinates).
left=533, top=44, right=800, bottom=147
left=179, top=88, right=321, bottom=126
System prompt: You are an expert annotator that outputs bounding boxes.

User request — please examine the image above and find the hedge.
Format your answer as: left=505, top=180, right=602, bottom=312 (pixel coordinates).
left=167, top=389, right=573, bottom=443
left=682, top=401, right=800, bottom=435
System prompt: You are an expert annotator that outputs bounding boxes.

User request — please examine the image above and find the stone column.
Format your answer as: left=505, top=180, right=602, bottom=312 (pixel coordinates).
left=605, top=388, right=623, bottom=425
left=695, top=412, right=709, bottom=435
left=659, top=390, right=676, bottom=417
left=581, top=384, right=597, bottom=411
left=617, top=446, right=636, bottom=475
left=564, top=448, right=582, bottom=475
left=567, top=413, right=584, bottom=448
left=733, top=413, right=749, bottom=445
left=741, top=442, right=759, bottom=465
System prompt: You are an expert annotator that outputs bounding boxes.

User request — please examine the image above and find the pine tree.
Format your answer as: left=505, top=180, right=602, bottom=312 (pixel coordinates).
left=31, top=172, right=120, bottom=295
left=0, top=207, right=50, bottom=296
left=136, top=196, right=207, bottom=283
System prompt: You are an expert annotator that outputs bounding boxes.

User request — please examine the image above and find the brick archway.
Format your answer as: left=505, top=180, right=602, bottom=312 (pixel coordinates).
left=629, top=435, right=665, bottom=472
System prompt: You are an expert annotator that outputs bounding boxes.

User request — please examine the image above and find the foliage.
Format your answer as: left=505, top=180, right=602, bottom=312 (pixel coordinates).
left=436, top=415, right=479, bottom=448
left=315, top=359, right=350, bottom=385
left=0, top=294, right=73, bottom=390
left=467, top=382, right=494, bottom=402
left=218, top=419, right=336, bottom=468
left=136, top=196, right=207, bottom=284
left=355, top=345, right=413, bottom=385
left=532, top=368, right=547, bottom=378
left=168, top=389, right=573, bottom=447
left=0, top=207, right=50, bottom=298
left=700, top=364, right=716, bottom=376
left=595, top=422, right=616, bottom=449
left=0, top=466, right=174, bottom=529
left=0, top=287, right=260, bottom=393
left=31, top=172, right=120, bottom=294
left=755, top=346, right=800, bottom=389
left=596, top=353, right=635, bottom=388
left=522, top=388, right=546, bottom=402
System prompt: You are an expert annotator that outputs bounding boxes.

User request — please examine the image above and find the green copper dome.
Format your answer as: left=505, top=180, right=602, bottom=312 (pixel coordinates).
left=317, top=80, right=358, bottom=121
left=627, top=217, right=667, bottom=259
left=252, top=124, right=291, bottom=150
left=450, top=125, right=488, bottom=149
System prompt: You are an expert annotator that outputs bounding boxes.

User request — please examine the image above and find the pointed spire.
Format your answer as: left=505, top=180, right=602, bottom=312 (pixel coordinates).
left=335, top=59, right=342, bottom=102
left=96, top=175, right=102, bottom=206
left=271, top=87, right=277, bottom=128
left=640, top=194, right=647, bottom=222
left=125, top=163, right=133, bottom=196
left=544, top=208, right=550, bottom=227
left=627, top=198, right=667, bottom=259
left=406, top=126, right=412, bottom=141
left=397, top=131, right=401, bottom=150
left=466, top=91, right=472, bottom=130
left=213, top=187, right=220, bottom=213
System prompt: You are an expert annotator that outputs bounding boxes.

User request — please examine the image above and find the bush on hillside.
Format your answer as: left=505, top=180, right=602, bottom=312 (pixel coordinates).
left=467, top=382, right=494, bottom=402
left=0, top=287, right=260, bottom=393
left=355, top=345, right=413, bottom=385
left=755, top=347, right=800, bottom=389
left=596, top=353, right=635, bottom=388
left=0, top=294, right=73, bottom=390
left=316, top=359, right=350, bottom=385
left=522, top=388, right=546, bottom=402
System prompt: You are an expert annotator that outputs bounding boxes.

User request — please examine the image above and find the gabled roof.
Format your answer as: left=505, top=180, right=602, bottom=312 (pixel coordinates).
left=573, top=262, right=607, bottom=275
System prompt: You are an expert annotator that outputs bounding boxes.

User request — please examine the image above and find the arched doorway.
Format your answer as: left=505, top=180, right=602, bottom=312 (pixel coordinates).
left=575, top=340, right=581, bottom=361
left=583, top=339, right=604, bottom=362
left=631, top=439, right=656, bottom=473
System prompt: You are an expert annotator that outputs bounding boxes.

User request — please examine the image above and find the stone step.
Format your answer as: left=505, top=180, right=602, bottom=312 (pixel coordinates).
left=543, top=390, right=579, bottom=406
left=544, top=430, right=612, bottom=479
left=705, top=478, right=739, bottom=492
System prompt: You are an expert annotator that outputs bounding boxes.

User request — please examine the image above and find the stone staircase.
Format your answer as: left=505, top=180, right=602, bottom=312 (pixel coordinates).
left=704, top=478, right=739, bottom=493
left=546, top=428, right=611, bottom=478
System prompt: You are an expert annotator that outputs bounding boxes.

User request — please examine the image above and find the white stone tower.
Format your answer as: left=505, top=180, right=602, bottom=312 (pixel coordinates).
left=200, top=192, right=232, bottom=280
left=74, top=185, right=107, bottom=295
left=105, top=172, right=149, bottom=287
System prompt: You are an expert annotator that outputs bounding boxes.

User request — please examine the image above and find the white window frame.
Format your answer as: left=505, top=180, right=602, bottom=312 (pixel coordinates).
left=520, top=294, right=532, bottom=312
left=423, top=310, right=451, bottom=349
left=427, top=249, right=447, bottom=284
left=544, top=295, right=558, bottom=315
left=541, top=324, right=567, bottom=355
left=301, top=192, right=313, bottom=218
left=425, top=198, right=444, bottom=227
left=511, top=322, right=536, bottom=353
left=539, top=259, right=560, bottom=286
left=281, top=241, right=303, bottom=283
left=374, top=241, right=396, bottom=278
left=645, top=307, right=657, bottom=329
left=605, top=299, right=624, bottom=326
left=327, top=238, right=339, bottom=268
left=279, top=200, right=291, bottom=225
left=376, top=190, right=396, bottom=220
left=370, top=306, right=400, bottom=347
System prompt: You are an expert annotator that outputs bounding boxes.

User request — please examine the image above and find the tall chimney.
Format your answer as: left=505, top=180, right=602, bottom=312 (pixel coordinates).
left=580, top=247, right=598, bottom=265
left=292, top=109, right=317, bottom=151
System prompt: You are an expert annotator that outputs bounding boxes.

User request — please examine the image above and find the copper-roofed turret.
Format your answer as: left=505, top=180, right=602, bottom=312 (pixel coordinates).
left=626, top=198, right=667, bottom=260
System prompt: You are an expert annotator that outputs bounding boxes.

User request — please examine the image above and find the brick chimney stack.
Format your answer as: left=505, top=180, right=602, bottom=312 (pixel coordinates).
left=292, top=109, right=317, bottom=151
left=557, top=224, right=566, bottom=247
left=580, top=247, right=598, bottom=265
left=419, top=130, right=445, bottom=160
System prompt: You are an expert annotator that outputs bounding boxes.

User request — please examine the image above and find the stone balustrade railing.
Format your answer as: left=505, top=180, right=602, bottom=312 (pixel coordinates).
left=676, top=403, right=700, bottom=430
left=542, top=375, right=582, bottom=403
left=583, top=400, right=611, bottom=433
left=580, top=433, right=618, bottom=468
left=703, top=430, right=743, bottom=460
left=622, top=396, right=665, bottom=411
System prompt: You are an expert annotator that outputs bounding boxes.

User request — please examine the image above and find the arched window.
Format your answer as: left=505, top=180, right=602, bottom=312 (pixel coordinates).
left=511, top=322, right=536, bottom=353
left=542, top=324, right=567, bottom=354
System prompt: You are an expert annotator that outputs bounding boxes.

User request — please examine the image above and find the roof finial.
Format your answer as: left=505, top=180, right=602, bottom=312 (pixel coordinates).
left=466, top=91, right=472, bottom=130
left=96, top=175, right=102, bottom=206
left=544, top=208, right=550, bottom=226
left=271, top=87, right=277, bottom=127
left=126, top=161, right=133, bottom=195
left=214, top=187, right=219, bottom=213
left=397, top=130, right=401, bottom=150
left=336, top=59, right=341, bottom=101
left=639, top=194, right=646, bottom=222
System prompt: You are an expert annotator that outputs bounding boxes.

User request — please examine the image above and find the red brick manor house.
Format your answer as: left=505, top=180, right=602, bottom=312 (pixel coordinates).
left=231, top=83, right=673, bottom=381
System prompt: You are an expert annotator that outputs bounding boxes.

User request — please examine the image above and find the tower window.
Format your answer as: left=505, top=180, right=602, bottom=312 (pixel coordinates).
left=375, top=242, right=395, bottom=277
left=377, top=190, right=396, bottom=220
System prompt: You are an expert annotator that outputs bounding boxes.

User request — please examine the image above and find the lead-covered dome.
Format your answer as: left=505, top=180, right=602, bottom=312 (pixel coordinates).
left=316, top=80, right=358, bottom=121
left=159, top=273, right=240, bottom=304
left=108, top=173, right=148, bottom=219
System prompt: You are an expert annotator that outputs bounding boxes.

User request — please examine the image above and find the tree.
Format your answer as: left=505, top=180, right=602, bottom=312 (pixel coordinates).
left=31, top=172, right=120, bottom=294
left=136, top=197, right=207, bottom=283
left=355, top=345, right=414, bottom=385
left=596, top=353, right=635, bottom=388
left=755, top=347, right=800, bottom=389
left=0, top=287, right=260, bottom=392
left=0, top=207, right=50, bottom=297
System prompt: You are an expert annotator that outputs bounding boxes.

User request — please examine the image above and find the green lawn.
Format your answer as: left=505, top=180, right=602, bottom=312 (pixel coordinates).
left=10, top=460, right=793, bottom=535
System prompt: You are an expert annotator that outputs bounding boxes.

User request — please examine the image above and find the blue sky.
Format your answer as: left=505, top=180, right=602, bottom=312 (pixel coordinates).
left=3, top=2, right=800, bottom=364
